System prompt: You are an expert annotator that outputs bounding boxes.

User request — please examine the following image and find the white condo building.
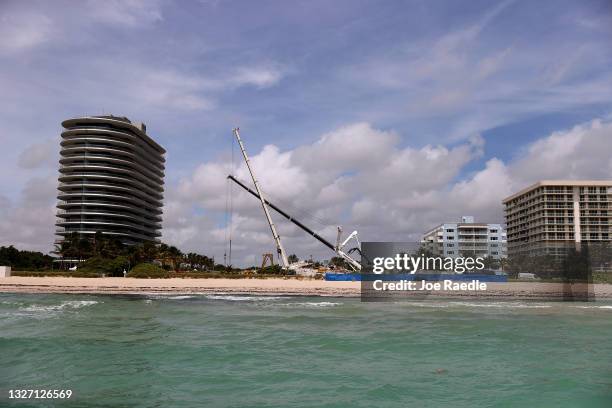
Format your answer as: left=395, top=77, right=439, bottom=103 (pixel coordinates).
left=422, top=216, right=507, bottom=259
left=56, top=115, right=165, bottom=245
left=502, top=180, right=612, bottom=256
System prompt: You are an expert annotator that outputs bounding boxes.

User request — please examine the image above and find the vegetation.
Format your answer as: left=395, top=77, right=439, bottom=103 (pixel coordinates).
left=3, top=232, right=216, bottom=278
left=329, top=256, right=350, bottom=270
left=55, top=232, right=215, bottom=273
left=0, top=246, right=53, bottom=270
left=505, top=244, right=612, bottom=282
left=12, top=270, right=105, bottom=278
left=593, top=271, right=612, bottom=284
left=480, top=256, right=500, bottom=270
left=78, top=256, right=129, bottom=276
left=287, top=254, right=299, bottom=263
left=259, top=264, right=288, bottom=275
left=127, top=263, right=171, bottom=279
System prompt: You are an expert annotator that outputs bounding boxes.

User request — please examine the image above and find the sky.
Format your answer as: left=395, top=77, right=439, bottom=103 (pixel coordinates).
left=0, top=0, right=611, bottom=266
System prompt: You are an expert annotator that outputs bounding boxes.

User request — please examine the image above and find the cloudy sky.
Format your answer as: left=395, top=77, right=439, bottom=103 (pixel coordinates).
left=1, top=0, right=611, bottom=265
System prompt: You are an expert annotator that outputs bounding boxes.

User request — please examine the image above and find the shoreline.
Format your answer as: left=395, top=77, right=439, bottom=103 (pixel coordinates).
left=0, top=277, right=360, bottom=297
left=1, top=277, right=612, bottom=300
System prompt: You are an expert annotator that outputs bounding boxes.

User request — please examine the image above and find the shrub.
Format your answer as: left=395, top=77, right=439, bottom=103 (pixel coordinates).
left=259, top=264, right=284, bottom=275
left=593, top=271, right=612, bottom=284
left=78, top=256, right=129, bottom=276
left=13, top=270, right=102, bottom=278
left=128, top=263, right=171, bottom=278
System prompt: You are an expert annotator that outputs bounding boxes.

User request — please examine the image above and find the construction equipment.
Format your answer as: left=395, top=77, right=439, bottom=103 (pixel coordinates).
left=232, top=128, right=289, bottom=269
left=227, top=174, right=362, bottom=271
left=261, top=253, right=274, bottom=269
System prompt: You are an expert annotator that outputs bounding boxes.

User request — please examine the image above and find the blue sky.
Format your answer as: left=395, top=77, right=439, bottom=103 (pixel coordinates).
left=1, top=0, right=611, bottom=263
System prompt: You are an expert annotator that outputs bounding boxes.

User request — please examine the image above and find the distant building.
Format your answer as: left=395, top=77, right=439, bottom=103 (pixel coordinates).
left=502, top=180, right=612, bottom=257
left=422, top=216, right=507, bottom=259
left=56, top=115, right=165, bottom=245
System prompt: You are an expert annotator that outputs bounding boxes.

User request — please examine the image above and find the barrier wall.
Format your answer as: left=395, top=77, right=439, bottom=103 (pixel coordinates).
left=325, top=273, right=508, bottom=282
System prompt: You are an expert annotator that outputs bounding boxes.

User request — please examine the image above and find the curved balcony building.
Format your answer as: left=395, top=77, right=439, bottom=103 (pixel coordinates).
left=56, top=115, right=166, bottom=245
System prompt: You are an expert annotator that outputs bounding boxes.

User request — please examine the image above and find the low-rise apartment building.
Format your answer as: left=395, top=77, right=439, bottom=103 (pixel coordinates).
left=422, top=216, right=507, bottom=259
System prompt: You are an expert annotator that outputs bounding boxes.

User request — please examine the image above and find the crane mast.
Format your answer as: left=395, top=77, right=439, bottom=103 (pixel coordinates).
left=232, top=128, right=289, bottom=269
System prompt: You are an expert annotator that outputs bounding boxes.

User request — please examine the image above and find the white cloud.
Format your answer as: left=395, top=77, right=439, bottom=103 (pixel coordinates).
left=56, top=61, right=287, bottom=115
left=229, top=66, right=285, bottom=89
left=87, top=0, right=164, bottom=27
left=510, top=119, right=612, bottom=185
left=17, top=139, right=59, bottom=169
left=0, top=11, right=53, bottom=54
left=0, top=176, right=57, bottom=252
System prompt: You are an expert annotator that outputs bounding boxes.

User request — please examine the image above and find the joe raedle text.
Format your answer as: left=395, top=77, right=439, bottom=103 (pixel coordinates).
left=373, top=279, right=487, bottom=292
left=368, top=253, right=489, bottom=293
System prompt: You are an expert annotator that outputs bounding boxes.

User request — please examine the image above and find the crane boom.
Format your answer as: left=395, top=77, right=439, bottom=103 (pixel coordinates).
left=231, top=128, right=289, bottom=269
left=227, top=174, right=361, bottom=270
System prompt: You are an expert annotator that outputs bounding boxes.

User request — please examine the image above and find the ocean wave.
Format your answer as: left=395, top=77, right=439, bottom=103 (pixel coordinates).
left=1, top=301, right=25, bottom=306
left=20, top=300, right=99, bottom=313
left=393, top=302, right=451, bottom=308
left=450, top=302, right=552, bottom=309
left=572, top=305, right=612, bottom=310
left=205, top=295, right=289, bottom=301
left=143, top=294, right=197, bottom=300
left=393, top=301, right=551, bottom=309
left=278, top=301, right=342, bottom=308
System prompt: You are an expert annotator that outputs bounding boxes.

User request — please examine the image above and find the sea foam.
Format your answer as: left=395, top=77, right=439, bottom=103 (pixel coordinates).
left=20, top=300, right=99, bottom=313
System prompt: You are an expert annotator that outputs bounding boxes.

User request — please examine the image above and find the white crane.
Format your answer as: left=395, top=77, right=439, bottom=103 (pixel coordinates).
left=227, top=129, right=362, bottom=271
left=232, top=128, right=290, bottom=269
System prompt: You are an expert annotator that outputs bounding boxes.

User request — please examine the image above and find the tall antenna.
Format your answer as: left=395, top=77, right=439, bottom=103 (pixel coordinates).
left=232, top=128, right=289, bottom=269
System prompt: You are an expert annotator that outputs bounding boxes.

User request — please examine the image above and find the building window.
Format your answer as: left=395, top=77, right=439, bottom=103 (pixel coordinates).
left=447, top=251, right=454, bottom=254
left=446, top=229, right=454, bottom=233
left=447, top=243, right=454, bottom=247
left=490, top=237, right=498, bottom=240
left=490, top=229, right=498, bottom=233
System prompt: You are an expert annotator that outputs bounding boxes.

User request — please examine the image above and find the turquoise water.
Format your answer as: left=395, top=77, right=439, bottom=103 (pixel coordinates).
left=1, top=293, right=612, bottom=407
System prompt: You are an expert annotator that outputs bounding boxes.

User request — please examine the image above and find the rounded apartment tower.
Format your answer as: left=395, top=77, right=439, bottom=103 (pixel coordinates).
left=56, top=115, right=165, bottom=244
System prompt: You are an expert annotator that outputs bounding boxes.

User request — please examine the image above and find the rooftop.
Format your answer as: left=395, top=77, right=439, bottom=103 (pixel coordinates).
left=502, top=180, right=612, bottom=203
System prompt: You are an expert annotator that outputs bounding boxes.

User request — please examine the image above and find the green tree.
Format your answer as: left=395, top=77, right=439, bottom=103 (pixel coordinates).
left=482, top=256, right=501, bottom=270
left=167, top=245, right=183, bottom=271
left=329, top=256, right=350, bottom=269
left=0, top=246, right=53, bottom=270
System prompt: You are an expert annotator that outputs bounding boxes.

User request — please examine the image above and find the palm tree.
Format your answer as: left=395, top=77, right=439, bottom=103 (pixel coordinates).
left=167, top=246, right=183, bottom=271
left=156, top=243, right=171, bottom=268
left=93, top=231, right=104, bottom=257
left=60, top=232, right=80, bottom=259
left=499, top=257, right=509, bottom=272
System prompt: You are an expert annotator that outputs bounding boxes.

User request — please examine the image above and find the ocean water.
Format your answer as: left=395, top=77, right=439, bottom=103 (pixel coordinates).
left=1, top=293, right=612, bottom=407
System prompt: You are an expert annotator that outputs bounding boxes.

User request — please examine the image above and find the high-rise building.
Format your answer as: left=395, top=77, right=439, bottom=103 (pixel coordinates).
left=422, top=216, right=507, bottom=259
left=502, top=180, right=612, bottom=257
left=56, top=115, right=165, bottom=245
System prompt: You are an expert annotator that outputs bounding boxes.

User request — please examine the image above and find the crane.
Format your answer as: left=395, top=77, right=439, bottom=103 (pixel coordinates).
left=227, top=174, right=362, bottom=271
left=231, top=128, right=289, bottom=269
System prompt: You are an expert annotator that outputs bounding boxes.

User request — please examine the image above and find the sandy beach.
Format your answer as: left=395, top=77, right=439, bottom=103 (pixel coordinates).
left=1, top=276, right=611, bottom=299
left=0, top=277, right=360, bottom=297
